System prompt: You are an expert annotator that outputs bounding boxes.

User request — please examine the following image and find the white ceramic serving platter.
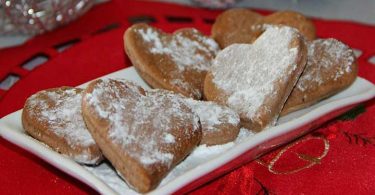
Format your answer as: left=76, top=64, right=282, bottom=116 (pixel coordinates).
left=1, top=67, right=375, bottom=194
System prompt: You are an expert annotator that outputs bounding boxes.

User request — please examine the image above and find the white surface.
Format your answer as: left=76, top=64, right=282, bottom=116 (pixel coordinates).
left=1, top=67, right=375, bottom=194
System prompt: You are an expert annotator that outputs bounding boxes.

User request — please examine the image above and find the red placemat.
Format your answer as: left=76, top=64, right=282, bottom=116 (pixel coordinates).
left=1, top=0, right=375, bottom=194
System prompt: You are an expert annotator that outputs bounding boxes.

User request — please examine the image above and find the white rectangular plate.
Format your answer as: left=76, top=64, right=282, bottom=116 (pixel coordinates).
left=1, top=67, right=375, bottom=194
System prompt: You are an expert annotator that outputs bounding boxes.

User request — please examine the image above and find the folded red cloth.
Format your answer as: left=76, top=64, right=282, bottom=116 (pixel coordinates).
left=1, top=0, right=375, bottom=194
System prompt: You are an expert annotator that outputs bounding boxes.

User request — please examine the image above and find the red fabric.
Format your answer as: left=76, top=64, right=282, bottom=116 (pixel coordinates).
left=1, top=0, right=375, bottom=194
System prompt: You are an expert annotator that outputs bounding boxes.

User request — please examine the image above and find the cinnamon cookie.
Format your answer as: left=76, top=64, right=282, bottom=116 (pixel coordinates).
left=263, top=11, right=316, bottom=41
left=124, top=23, right=219, bottom=99
left=204, top=25, right=307, bottom=131
left=281, top=38, right=358, bottom=115
left=185, top=99, right=240, bottom=146
left=211, top=9, right=263, bottom=49
left=22, top=87, right=103, bottom=165
left=81, top=79, right=201, bottom=193
left=212, top=9, right=316, bottom=48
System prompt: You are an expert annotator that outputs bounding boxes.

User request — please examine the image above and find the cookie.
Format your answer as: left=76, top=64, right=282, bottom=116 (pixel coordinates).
left=81, top=79, right=201, bottom=193
left=281, top=38, right=358, bottom=115
left=22, top=87, right=103, bottom=165
left=263, top=11, right=316, bottom=41
left=212, top=9, right=316, bottom=48
left=124, top=23, right=219, bottom=100
left=211, top=8, right=263, bottom=49
left=204, top=25, right=307, bottom=131
left=185, top=99, right=240, bottom=146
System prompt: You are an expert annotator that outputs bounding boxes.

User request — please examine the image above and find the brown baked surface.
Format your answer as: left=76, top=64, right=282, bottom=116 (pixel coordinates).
left=263, top=11, right=316, bottom=41
left=22, top=87, right=102, bottom=165
left=212, top=9, right=316, bottom=48
left=281, top=38, right=358, bottom=115
left=204, top=26, right=307, bottom=131
left=212, top=8, right=263, bottom=49
left=124, top=23, right=219, bottom=100
left=81, top=79, right=202, bottom=192
left=185, top=99, right=241, bottom=145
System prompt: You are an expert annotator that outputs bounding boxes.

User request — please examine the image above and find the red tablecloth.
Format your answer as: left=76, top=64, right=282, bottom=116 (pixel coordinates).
left=1, top=0, right=375, bottom=194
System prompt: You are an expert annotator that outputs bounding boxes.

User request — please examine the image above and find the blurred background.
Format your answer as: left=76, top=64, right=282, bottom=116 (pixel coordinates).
left=168, top=0, right=375, bottom=25
left=0, top=0, right=374, bottom=49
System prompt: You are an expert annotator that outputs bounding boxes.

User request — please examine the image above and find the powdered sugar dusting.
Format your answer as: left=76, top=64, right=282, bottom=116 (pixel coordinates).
left=211, top=26, right=299, bottom=121
left=137, top=27, right=219, bottom=72
left=135, top=26, right=219, bottom=99
left=85, top=163, right=135, bottom=194
left=297, top=38, right=355, bottom=91
left=84, top=79, right=200, bottom=168
left=28, top=88, right=95, bottom=148
left=164, top=133, right=175, bottom=144
left=26, top=88, right=97, bottom=163
left=185, top=99, right=240, bottom=132
left=83, top=127, right=256, bottom=194
left=169, top=78, right=201, bottom=99
left=159, top=127, right=255, bottom=185
left=74, top=151, right=101, bottom=164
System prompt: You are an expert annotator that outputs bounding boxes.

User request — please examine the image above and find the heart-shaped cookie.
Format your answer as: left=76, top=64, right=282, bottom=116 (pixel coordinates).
left=22, top=87, right=103, bottom=164
left=204, top=25, right=307, bottom=131
left=212, top=8, right=316, bottom=48
left=124, top=23, right=219, bottom=100
left=281, top=38, right=358, bottom=115
left=185, top=99, right=240, bottom=146
left=81, top=79, right=201, bottom=193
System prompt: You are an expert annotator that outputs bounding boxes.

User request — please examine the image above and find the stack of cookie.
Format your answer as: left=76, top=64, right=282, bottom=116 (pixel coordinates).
left=22, top=9, right=358, bottom=193
left=125, top=9, right=357, bottom=131
left=22, top=79, right=241, bottom=192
